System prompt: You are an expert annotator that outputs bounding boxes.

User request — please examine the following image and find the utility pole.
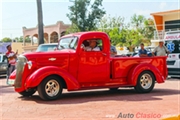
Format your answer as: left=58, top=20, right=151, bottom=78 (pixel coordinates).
left=36, top=0, right=44, bottom=45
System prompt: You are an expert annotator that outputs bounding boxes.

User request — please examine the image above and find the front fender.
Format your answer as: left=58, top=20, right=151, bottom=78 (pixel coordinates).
left=128, top=63, right=165, bottom=86
left=25, top=66, right=80, bottom=91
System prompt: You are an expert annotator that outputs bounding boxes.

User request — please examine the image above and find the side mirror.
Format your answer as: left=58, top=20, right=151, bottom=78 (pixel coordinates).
left=80, top=44, right=85, bottom=51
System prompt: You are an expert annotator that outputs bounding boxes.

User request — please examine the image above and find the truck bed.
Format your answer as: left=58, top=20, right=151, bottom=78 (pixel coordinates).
left=111, top=56, right=167, bottom=80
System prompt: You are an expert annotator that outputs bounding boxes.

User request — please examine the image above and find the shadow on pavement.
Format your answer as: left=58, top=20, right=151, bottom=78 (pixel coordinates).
left=0, top=85, right=14, bottom=95
left=18, top=88, right=180, bottom=104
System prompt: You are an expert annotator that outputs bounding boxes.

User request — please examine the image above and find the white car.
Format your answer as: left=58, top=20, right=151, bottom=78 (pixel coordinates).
left=36, top=43, right=58, bottom=52
left=0, top=54, right=8, bottom=76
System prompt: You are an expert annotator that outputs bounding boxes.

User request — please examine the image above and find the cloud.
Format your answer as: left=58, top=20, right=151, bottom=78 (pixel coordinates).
left=159, top=2, right=167, bottom=10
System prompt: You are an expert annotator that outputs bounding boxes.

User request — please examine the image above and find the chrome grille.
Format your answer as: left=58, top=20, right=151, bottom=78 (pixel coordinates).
left=14, top=55, right=27, bottom=88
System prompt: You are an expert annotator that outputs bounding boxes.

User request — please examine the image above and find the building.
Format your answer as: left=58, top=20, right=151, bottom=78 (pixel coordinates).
left=22, top=21, right=70, bottom=52
left=150, top=9, right=180, bottom=46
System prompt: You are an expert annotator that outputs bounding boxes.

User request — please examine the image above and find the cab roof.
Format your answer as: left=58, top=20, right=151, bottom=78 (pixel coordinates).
left=61, top=31, right=108, bottom=38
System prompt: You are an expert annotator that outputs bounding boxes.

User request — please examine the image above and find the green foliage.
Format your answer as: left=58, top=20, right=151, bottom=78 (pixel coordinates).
left=66, top=2, right=155, bottom=52
left=67, top=0, right=106, bottom=32
left=14, top=36, right=31, bottom=43
left=130, top=14, right=155, bottom=46
left=131, top=14, right=146, bottom=31
left=1, top=37, right=12, bottom=42
left=66, top=24, right=80, bottom=34
left=97, top=14, right=155, bottom=51
left=143, top=18, right=155, bottom=42
left=97, top=15, right=125, bottom=45
left=98, top=15, right=124, bottom=32
left=108, top=28, right=121, bottom=45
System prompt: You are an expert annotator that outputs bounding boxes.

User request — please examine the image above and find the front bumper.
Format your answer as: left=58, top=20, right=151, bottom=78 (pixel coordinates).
left=8, top=70, right=16, bottom=86
left=7, top=79, right=15, bottom=86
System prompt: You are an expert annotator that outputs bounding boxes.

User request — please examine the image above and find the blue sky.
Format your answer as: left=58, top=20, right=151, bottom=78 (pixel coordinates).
left=0, top=0, right=179, bottom=39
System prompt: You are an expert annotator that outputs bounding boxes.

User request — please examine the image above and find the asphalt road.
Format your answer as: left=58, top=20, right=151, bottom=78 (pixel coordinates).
left=0, top=76, right=179, bottom=120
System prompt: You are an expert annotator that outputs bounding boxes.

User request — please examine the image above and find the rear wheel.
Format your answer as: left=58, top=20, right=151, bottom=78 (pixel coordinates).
left=19, top=90, right=36, bottom=97
left=134, top=71, right=155, bottom=93
left=38, top=76, right=62, bottom=100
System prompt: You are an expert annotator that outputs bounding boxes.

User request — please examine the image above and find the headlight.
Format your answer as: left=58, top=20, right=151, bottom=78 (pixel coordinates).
left=27, top=61, right=32, bottom=69
left=2, top=64, right=7, bottom=70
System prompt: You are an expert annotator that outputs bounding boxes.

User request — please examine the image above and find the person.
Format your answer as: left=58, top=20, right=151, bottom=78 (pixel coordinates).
left=110, top=40, right=117, bottom=56
left=152, top=40, right=170, bottom=56
left=6, top=45, right=18, bottom=84
left=85, top=40, right=100, bottom=51
left=138, top=43, right=148, bottom=57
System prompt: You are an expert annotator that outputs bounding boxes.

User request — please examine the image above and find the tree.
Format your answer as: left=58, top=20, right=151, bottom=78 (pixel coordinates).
left=36, top=0, right=44, bottom=45
left=142, top=18, right=155, bottom=44
left=1, top=37, right=12, bottom=42
left=97, top=15, right=125, bottom=45
left=126, top=14, right=146, bottom=50
left=131, top=14, right=146, bottom=31
left=14, top=36, right=31, bottom=43
left=67, top=0, right=106, bottom=32
left=66, top=24, right=80, bottom=34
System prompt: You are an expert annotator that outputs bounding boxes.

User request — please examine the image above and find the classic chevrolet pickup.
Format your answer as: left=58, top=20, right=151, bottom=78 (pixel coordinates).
left=9, top=31, right=168, bottom=100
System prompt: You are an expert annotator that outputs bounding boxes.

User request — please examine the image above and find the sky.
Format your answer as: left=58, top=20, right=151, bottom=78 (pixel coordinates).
left=0, top=0, right=179, bottom=40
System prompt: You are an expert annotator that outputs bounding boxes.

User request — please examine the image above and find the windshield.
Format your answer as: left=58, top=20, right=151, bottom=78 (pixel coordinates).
left=58, top=37, right=78, bottom=50
left=165, top=40, right=180, bottom=53
left=36, top=44, right=58, bottom=52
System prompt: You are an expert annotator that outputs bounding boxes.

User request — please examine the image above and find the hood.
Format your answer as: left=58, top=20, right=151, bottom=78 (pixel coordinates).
left=22, top=49, right=75, bottom=70
left=23, top=49, right=76, bottom=60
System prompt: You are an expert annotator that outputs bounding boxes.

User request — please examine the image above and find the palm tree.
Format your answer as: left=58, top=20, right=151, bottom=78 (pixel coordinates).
left=36, top=0, right=44, bottom=45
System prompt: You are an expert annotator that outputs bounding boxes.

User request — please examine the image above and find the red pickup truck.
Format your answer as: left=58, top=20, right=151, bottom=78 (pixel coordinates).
left=9, top=31, right=167, bottom=100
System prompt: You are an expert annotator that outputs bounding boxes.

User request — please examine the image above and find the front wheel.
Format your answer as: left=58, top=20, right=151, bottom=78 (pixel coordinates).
left=38, top=76, right=63, bottom=100
left=134, top=71, right=155, bottom=93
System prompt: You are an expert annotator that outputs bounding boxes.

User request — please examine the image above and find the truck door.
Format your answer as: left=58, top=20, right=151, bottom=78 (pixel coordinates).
left=78, top=38, right=110, bottom=85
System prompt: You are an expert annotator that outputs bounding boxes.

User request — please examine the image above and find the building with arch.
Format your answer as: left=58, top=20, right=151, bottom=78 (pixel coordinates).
left=22, top=21, right=70, bottom=52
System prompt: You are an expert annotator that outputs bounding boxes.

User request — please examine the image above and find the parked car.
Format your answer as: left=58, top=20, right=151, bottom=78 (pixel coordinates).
left=36, top=43, right=58, bottom=52
left=0, top=54, right=8, bottom=76
left=9, top=32, right=167, bottom=100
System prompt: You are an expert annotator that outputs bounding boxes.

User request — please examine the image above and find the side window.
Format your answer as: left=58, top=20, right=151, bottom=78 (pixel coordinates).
left=2, top=55, right=8, bottom=63
left=81, top=39, right=103, bottom=52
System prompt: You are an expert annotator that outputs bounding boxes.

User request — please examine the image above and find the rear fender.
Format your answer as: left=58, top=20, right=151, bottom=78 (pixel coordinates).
left=128, top=63, right=165, bottom=86
left=25, top=66, right=80, bottom=91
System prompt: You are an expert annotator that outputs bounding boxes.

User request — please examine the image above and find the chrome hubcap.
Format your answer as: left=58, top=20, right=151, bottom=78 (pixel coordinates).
left=45, top=80, right=60, bottom=97
left=140, top=73, right=152, bottom=89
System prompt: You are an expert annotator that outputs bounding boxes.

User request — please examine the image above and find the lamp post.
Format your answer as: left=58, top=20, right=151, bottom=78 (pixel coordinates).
left=36, top=0, right=44, bottom=45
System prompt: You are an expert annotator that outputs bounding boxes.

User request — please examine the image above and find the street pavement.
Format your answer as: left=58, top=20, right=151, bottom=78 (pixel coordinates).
left=0, top=76, right=179, bottom=120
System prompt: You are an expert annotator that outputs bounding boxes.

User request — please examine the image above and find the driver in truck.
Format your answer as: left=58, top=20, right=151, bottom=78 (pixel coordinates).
left=85, top=40, right=100, bottom=51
